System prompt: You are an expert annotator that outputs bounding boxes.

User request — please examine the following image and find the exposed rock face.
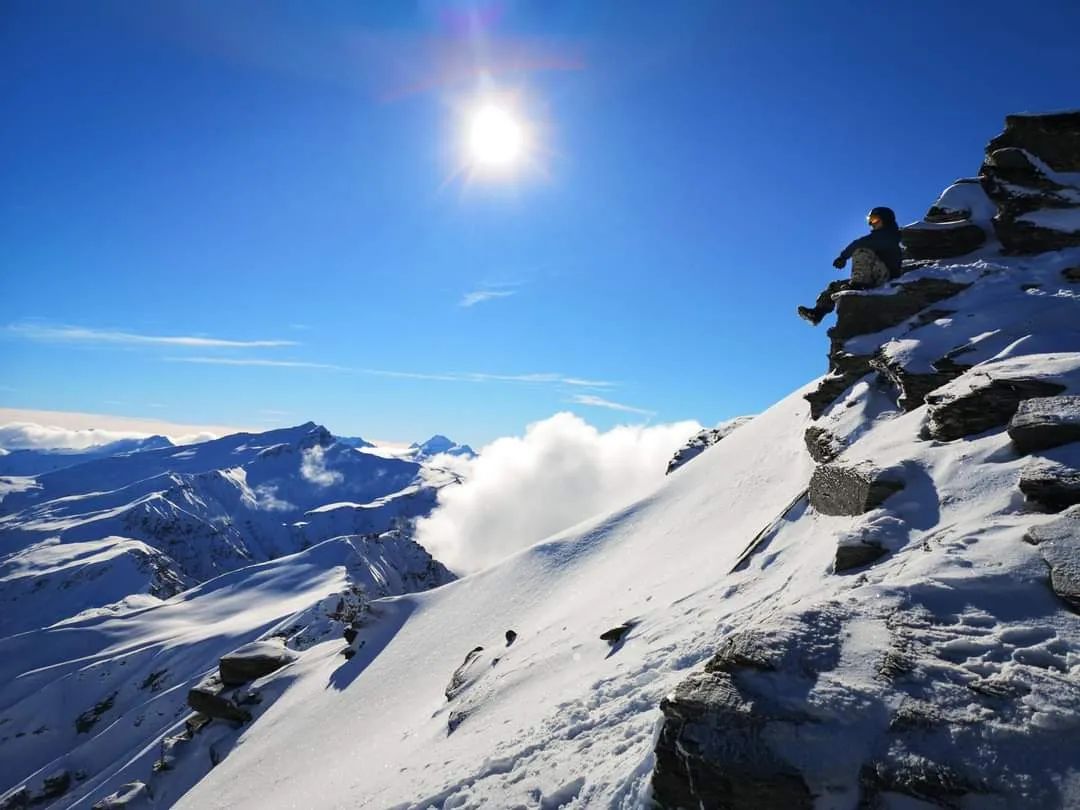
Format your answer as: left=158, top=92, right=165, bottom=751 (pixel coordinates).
left=186, top=685, right=251, bottom=724
left=652, top=616, right=842, bottom=810
left=980, top=113, right=1080, bottom=254
left=828, top=279, right=972, bottom=342
left=900, top=222, right=986, bottom=260
left=809, top=463, right=905, bottom=516
left=219, top=640, right=298, bottom=686
left=804, top=426, right=845, bottom=463
left=1018, top=460, right=1080, bottom=512
left=986, top=112, right=1080, bottom=172
left=925, top=378, right=1067, bottom=442
left=1008, top=395, right=1080, bottom=452
left=445, top=646, right=485, bottom=701
left=1024, top=506, right=1080, bottom=611
left=834, top=539, right=887, bottom=572
left=870, top=350, right=968, bottom=412
left=666, top=417, right=752, bottom=475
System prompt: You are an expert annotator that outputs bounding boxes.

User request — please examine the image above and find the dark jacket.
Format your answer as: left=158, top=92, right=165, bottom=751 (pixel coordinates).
left=839, top=225, right=903, bottom=278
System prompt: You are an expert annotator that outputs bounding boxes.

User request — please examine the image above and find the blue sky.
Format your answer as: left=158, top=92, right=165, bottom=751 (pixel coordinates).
left=3, top=1, right=1080, bottom=446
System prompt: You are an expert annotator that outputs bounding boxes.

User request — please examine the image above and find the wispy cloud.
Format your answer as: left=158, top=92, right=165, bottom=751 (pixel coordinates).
left=460, top=289, right=516, bottom=308
left=569, top=394, right=656, bottom=416
left=170, top=357, right=345, bottom=370
left=7, top=323, right=296, bottom=348
left=167, top=358, right=616, bottom=388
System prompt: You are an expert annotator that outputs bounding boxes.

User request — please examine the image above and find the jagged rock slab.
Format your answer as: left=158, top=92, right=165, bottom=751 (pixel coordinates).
left=828, top=278, right=971, bottom=342
left=804, top=426, right=845, bottom=463
left=986, top=112, right=1080, bottom=172
left=1008, top=395, right=1080, bottom=452
left=926, top=378, right=1067, bottom=442
left=219, top=640, right=298, bottom=686
left=835, top=540, right=887, bottom=572
left=870, top=349, right=967, bottom=412
left=809, top=463, right=905, bottom=516
left=666, top=417, right=752, bottom=475
left=186, top=686, right=251, bottom=724
left=901, top=222, right=987, bottom=260
left=1023, top=507, right=1080, bottom=611
left=1019, top=460, right=1080, bottom=512
left=445, top=646, right=485, bottom=701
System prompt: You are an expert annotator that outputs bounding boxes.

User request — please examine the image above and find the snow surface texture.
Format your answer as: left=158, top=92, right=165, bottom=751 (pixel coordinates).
left=156, top=285, right=1078, bottom=802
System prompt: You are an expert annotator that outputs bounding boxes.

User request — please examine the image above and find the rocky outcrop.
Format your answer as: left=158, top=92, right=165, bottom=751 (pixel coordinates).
left=186, top=684, right=251, bottom=724
left=834, top=539, right=887, bottom=571
left=804, top=426, right=844, bottom=463
left=980, top=113, right=1080, bottom=254
left=666, top=418, right=752, bottom=474
left=900, top=222, right=986, bottom=260
left=1018, top=460, right=1080, bottom=512
left=652, top=614, right=841, bottom=810
left=219, top=640, right=298, bottom=686
left=600, top=621, right=637, bottom=646
left=925, top=378, right=1066, bottom=442
left=828, top=279, right=971, bottom=342
left=809, top=463, right=905, bottom=516
left=1024, top=506, right=1080, bottom=611
left=870, top=350, right=969, bottom=412
left=445, top=646, right=485, bottom=701
left=1008, top=395, right=1080, bottom=452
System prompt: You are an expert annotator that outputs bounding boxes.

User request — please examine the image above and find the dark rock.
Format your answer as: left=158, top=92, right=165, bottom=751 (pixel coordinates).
left=809, top=463, right=905, bottom=516
left=651, top=671, right=814, bottom=810
left=828, top=278, right=971, bottom=342
left=986, top=112, right=1080, bottom=172
left=445, top=646, right=484, bottom=700
left=186, top=686, right=251, bottom=724
left=343, top=626, right=358, bottom=644
left=804, top=363, right=872, bottom=420
left=666, top=419, right=751, bottom=474
left=447, top=708, right=469, bottom=735
left=925, top=378, right=1067, bottom=442
left=505, top=629, right=517, bottom=646
left=1024, top=507, right=1080, bottom=612
left=901, top=222, right=987, bottom=260
left=91, top=781, right=148, bottom=810
left=1019, top=461, right=1080, bottom=512
left=75, top=691, right=117, bottom=734
left=40, top=770, right=71, bottom=801
left=834, top=540, right=887, bottom=571
left=870, top=351, right=967, bottom=411
left=804, top=426, right=844, bottom=463
left=860, top=758, right=993, bottom=808
left=1008, top=395, right=1080, bottom=452
left=0, top=788, right=30, bottom=810
left=600, top=621, right=637, bottom=645
left=219, top=640, right=297, bottom=686
left=993, top=214, right=1080, bottom=255
left=1064, top=266, right=1080, bottom=283
left=651, top=615, right=842, bottom=810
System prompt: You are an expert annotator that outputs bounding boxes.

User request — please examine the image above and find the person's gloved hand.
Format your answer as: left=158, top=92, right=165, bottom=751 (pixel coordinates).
left=832, top=256, right=846, bottom=269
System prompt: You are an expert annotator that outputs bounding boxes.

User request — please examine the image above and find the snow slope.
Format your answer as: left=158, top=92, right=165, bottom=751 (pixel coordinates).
left=163, top=253, right=1080, bottom=809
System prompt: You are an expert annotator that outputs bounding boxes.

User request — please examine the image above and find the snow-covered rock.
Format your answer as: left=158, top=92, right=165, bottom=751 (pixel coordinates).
left=409, top=434, right=476, bottom=460
left=665, top=416, right=752, bottom=474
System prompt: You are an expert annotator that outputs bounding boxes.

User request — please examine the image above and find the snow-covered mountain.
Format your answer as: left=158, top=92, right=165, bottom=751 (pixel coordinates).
left=410, top=434, right=477, bottom=460
left=3, top=112, right=1080, bottom=809
left=0, top=436, right=174, bottom=477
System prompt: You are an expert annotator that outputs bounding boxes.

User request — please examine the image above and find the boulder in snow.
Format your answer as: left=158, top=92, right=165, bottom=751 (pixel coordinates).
left=834, top=539, right=887, bottom=572
left=445, top=646, right=485, bottom=701
left=828, top=278, right=971, bottom=342
left=219, top=640, right=298, bottom=686
left=803, top=426, right=844, bottom=463
left=1008, top=395, right=1080, bottom=453
left=1018, top=460, right=1080, bottom=512
left=186, top=684, right=252, bottom=724
left=91, top=781, right=148, bottom=809
left=900, top=221, right=987, bottom=260
left=809, top=463, right=905, bottom=516
left=925, top=378, right=1066, bottom=442
left=1023, top=506, right=1080, bottom=612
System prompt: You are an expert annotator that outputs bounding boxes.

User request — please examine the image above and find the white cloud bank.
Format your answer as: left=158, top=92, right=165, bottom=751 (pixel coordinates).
left=0, top=408, right=239, bottom=450
left=414, top=412, right=701, bottom=574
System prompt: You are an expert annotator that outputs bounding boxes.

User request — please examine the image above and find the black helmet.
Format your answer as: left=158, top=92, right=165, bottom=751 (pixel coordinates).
left=868, top=206, right=897, bottom=226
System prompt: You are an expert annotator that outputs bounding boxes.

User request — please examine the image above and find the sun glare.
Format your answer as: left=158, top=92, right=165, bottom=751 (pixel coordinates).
left=467, top=103, right=526, bottom=169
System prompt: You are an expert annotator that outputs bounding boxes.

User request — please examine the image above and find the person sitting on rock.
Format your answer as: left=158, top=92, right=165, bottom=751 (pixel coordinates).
left=798, top=206, right=903, bottom=325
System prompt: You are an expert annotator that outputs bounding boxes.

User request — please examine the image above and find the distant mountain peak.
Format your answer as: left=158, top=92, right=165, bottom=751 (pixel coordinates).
left=409, top=434, right=476, bottom=459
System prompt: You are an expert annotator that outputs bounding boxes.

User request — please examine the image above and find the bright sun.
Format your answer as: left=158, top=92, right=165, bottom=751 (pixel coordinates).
left=467, top=103, right=526, bottom=169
